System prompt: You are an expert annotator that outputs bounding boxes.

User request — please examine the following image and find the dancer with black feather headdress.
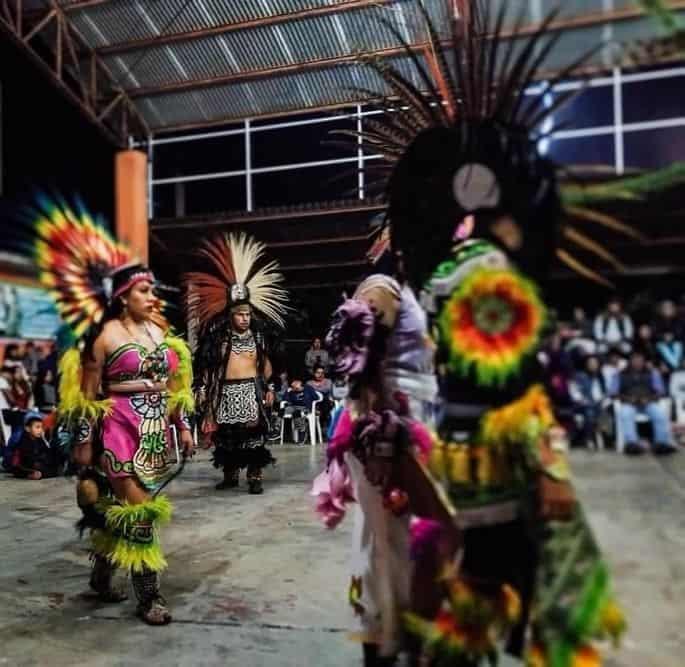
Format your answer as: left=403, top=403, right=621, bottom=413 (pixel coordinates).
left=311, top=1, right=663, bottom=664
left=184, top=233, right=288, bottom=494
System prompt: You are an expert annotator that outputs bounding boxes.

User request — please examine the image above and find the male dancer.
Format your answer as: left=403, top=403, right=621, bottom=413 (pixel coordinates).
left=185, top=233, right=287, bottom=494
left=326, top=1, right=631, bottom=663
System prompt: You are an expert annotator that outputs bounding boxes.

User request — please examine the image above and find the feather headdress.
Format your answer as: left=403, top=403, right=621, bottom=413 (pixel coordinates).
left=184, top=232, right=289, bottom=331
left=31, top=195, right=138, bottom=340
left=340, top=0, right=685, bottom=287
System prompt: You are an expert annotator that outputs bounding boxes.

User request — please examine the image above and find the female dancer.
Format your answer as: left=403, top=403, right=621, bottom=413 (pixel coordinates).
left=34, top=198, right=194, bottom=625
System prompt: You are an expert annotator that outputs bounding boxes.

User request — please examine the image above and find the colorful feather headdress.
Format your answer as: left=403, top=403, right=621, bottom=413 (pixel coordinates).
left=183, top=232, right=289, bottom=331
left=32, top=195, right=136, bottom=340
left=339, top=0, right=685, bottom=287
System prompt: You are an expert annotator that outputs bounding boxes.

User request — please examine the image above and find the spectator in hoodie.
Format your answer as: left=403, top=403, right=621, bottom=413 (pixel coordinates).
left=569, top=355, right=608, bottom=448
left=11, top=412, right=59, bottom=479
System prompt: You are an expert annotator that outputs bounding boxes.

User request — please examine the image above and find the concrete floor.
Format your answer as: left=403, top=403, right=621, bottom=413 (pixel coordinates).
left=0, top=446, right=683, bottom=667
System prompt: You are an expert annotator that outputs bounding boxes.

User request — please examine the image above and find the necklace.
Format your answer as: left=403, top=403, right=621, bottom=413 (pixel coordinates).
left=122, top=318, right=158, bottom=352
left=231, top=329, right=256, bottom=355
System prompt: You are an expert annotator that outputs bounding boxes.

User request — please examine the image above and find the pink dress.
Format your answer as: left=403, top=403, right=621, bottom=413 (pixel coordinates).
left=100, top=342, right=180, bottom=492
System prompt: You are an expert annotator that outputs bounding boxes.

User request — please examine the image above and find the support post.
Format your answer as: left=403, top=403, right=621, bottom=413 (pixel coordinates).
left=115, top=150, right=149, bottom=263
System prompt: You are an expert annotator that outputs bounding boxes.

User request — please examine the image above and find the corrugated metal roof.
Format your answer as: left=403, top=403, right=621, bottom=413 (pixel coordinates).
left=43, top=0, right=684, bottom=134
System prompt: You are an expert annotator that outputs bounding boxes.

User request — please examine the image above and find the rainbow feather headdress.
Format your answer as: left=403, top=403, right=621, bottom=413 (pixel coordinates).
left=32, top=195, right=134, bottom=341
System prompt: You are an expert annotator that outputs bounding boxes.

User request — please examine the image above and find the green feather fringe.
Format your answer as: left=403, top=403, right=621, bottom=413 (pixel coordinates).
left=91, top=495, right=173, bottom=573
left=164, top=335, right=195, bottom=415
left=57, top=348, right=113, bottom=423
left=561, top=162, right=685, bottom=207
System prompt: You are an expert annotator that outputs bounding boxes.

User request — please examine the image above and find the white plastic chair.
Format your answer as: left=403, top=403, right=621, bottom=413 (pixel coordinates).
left=307, top=391, right=324, bottom=446
left=612, top=397, right=672, bottom=453
left=278, top=401, right=298, bottom=444
left=669, top=370, right=685, bottom=425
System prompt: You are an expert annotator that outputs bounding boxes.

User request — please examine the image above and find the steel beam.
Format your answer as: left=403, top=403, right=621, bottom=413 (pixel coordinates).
left=151, top=200, right=386, bottom=230
left=61, top=0, right=111, bottom=11
left=126, top=43, right=424, bottom=98
left=280, top=260, right=367, bottom=272
left=0, top=0, right=151, bottom=144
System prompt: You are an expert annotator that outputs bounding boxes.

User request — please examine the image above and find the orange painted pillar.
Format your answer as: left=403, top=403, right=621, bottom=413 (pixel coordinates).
left=115, top=150, right=148, bottom=264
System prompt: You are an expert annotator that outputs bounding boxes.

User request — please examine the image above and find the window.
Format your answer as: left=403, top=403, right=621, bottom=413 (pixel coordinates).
left=548, top=134, right=614, bottom=166
left=253, top=164, right=357, bottom=208
left=624, top=127, right=685, bottom=169
left=153, top=134, right=245, bottom=180
left=251, top=117, right=357, bottom=168
left=623, top=76, right=685, bottom=125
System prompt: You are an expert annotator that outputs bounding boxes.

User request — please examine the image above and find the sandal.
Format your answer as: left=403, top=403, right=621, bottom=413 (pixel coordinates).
left=137, top=596, right=172, bottom=626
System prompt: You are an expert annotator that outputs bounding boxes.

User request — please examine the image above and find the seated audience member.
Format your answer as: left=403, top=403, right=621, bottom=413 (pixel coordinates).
left=0, top=365, right=12, bottom=445
left=284, top=379, right=318, bottom=410
left=669, top=360, right=685, bottom=397
left=8, top=365, right=32, bottom=410
left=656, top=330, right=683, bottom=378
left=566, top=307, right=597, bottom=357
left=633, top=324, right=657, bottom=362
left=274, top=371, right=289, bottom=401
left=611, top=351, right=676, bottom=455
left=304, top=337, right=330, bottom=377
left=539, top=333, right=574, bottom=413
left=332, top=376, right=349, bottom=402
left=307, top=365, right=333, bottom=429
left=282, top=380, right=318, bottom=442
left=22, top=341, right=41, bottom=380
left=654, top=299, right=685, bottom=339
left=11, top=412, right=59, bottom=479
left=594, top=298, right=634, bottom=355
left=569, top=355, right=608, bottom=448
left=33, top=367, right=57, bottom=412
left=601, top=348, right=627, bottom=391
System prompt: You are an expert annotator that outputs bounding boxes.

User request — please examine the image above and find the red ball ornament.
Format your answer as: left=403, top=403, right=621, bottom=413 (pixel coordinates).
left=384, top=488, right=409, bottom=515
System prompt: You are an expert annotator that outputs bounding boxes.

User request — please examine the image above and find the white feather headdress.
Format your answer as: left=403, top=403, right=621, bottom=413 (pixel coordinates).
left=184, top=232, right=289, bottom=329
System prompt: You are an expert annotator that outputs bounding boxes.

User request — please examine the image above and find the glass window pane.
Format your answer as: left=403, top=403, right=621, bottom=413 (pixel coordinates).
left=183, top=177, right=246, bottom=216
left=153, top=134, right=245, bottom=180
left=623, top=75, right=685, bottom=125
left=548, top=133, right=615, bottom=167
left=253, top=164, right=357, bottom=208
left=624, top=127, right=685, bottom=169
left=551, top=85, right=614, bottom=131
left=251, top=118, right=357, bottom=169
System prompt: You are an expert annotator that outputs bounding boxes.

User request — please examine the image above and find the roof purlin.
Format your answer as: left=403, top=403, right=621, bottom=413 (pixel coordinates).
left=97, top=0, right=398, bottom=57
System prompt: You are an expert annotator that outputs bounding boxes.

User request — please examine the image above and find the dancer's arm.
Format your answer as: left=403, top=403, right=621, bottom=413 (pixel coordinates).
left=73, top=337, right=106, bottom=467
left=262, top=355, right=274, bottom=407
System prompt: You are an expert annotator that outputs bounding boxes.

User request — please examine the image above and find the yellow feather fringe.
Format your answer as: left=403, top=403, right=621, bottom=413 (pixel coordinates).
left=479, top=385, right=556, bottom=447
left=91, top=495, right=173, bottom=573
left=58, top=348, right=113, bottom=423
left=165, top=335, right=195, bottom=415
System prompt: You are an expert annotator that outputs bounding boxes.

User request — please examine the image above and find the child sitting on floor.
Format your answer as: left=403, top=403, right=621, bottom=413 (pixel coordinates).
left=11, top=411, right=58, bottom=480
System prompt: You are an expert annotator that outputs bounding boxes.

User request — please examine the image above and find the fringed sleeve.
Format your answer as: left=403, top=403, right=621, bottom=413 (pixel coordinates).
left=165, top=335, right=195, bottom=427
left=58, top=348, right=113, bottom=424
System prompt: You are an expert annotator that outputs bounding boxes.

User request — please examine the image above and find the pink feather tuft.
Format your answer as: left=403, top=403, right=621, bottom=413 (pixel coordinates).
left=326, top=408, right=355, bottom=462
left=409, top=517, right=444, bottom=561
left=311, top=459, right=355, bottom=529
left=409, top=420, right=433, bottom=464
